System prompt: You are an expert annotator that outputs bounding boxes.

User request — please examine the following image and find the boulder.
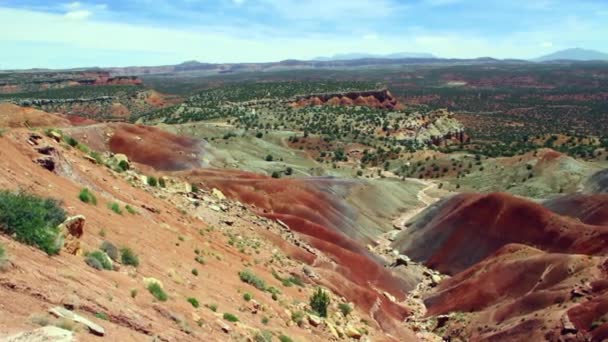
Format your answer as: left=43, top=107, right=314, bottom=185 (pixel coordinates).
left=217, top=319, right=231, bottom=333
left=212, top=188, right=226, bottom=201
left=308, top=314, right=322, bottom=327
left=325, top=320, right=341, bottom=339
left=57, top=215, right=85, bottom=256
left=344, top=325, right=362, bottom=339
left=49, top=306, right=105, bottom=336
left=35, top=157, right=56, bottom=172
left=394, top=255, right=411, bottom=267
left=3, top=326, right=74, bottom=342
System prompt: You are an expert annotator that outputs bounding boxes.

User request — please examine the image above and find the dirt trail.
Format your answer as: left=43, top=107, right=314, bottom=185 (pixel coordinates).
left=392, top=179, right=440, bottom=230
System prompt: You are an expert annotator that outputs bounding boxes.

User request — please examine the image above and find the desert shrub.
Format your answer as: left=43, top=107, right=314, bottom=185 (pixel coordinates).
left=87, top=250, right=113, bottom=270
left=100, top=241, right=119, bottom=261
left=265, top=154, right=273, bottom=162
left=120, top=247, right=139, bottom=267
left=147, top=283, right=168, bottom=301
left=191, top=183, right=199, bottom=193
left=338, top=303, right=352, bottom=317
left=191, top=268, right=199, bottom=276
left=0, top=243, right=7, bottom=267
left=108, top=202, right=122, bottom=215
left=147, top=176, right=158, bottom=187
left=310, top=288, right=330, bottom=317
left=223, top=313, right=239, bottom=322
left=64, top=136, right=78, bottom=147
left=279, top=335, right=293, bottom=342
left=206, top=303, right=218, bottom=312
left=130, top=289, right=138, bottom=298
left=0, top=191, right=65, bottom=255
left=76, top=143, right=90, bottom=153
left=95, top=312, right=109, bottom=321
left=85, top=255, right=103, bottom=270
left=291, top=310, right=305, bottom=325
left=239, top=270, right=266, bottom=291
left=117, top=160, right=129, bottom=172
left=254, top=330, right=273, bottom=342
left=243, top=293, right=252, bottom=301
left=125, top=205, right=138, bottom=215
left=187, top=297, right=200, bottom=308
left=271, top=171, right=280, bottom=179
left=158, top=178, right=166, bottom=188
left=89, top=151, right=103, bottom=164
left=78, top=188, right=97, bottom=205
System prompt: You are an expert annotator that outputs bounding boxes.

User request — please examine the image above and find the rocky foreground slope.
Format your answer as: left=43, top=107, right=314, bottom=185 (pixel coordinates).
left=0, top=107, right=434, bottom=341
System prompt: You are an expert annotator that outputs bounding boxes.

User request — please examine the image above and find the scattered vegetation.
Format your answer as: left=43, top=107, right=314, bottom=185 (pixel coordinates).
left=78, top=188, right=97, bottom=205
left=338, top=303, right=352, bottom=317
left=95, top=312, right=109, bottom=321
left=125, top=205, right=138, bottom=215
left=310, top=288, right=331, bottom=317
left=223, top=312, right=239, bottom=322
left=147, top=176, right=158, bottom=187
left=243, top=293, right=252, bottom=301
left=100, top=241, right=119, bottom=261
left=147, top=282, right=168, bottom=301
left=85, top=250, right=113, bottom=270
left=0, top=191, right=65, bottom=255
left=239, top=269, right=267, bottom=291
left=107, top=202, right=122, bottom=215
left=120, top=247, right=139, bottom=267
left=187, top=297, right=200, bottom=308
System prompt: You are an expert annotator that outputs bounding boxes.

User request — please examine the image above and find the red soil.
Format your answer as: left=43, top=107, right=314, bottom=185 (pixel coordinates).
left=291, top=89, right=401, bottom=110
left=424, top=243, right=605, bottom=341
left=0, top=103, right=71, bottom=128
left=545, top=194, right=608, bottom=226
left=177, top=169, right=414, bottom=331
left=108, top=124, right=203, bottom=171
left=395, top=192, right=608, bottom=274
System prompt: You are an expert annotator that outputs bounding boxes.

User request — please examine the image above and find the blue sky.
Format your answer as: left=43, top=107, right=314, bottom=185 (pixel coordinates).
left=0, top=0, right=607, bottom=69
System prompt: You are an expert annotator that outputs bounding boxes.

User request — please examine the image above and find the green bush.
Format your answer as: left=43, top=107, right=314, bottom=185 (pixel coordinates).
left=158, top=178, right=166, bottom=188
left=223, top=313, right=239, bottom=322
left=279, top=335, right=293, bottom=342
left=78, top=188, right=97, bottom=205
left=310, top=288, right=330, bottom=317
left=338, top=303, right=352, bottom=317
left=108, top=202, right=122, bottom=215
left=87, top=250, right=113, bottom=270
left=117, top=160, right=129, bottom=172
left=243, top=293, right=252, bottom=301
left=206, top=303, right=217, bottom=312
left=85, top=256, right=103, bottom=270
left=239, top=270, right=266, bottom=291
left=120, top=247, right=139, bottom=267
left=191, top=268, right=199, bottom=276
left=147, top=176, right=158, bottom=187
left=147, top=283, right=168, bottom=301
left=187, top=297, right=200, bottom=308
left=95, top=312, right=109, bottom=321
left=89, top=151, right=103, bottom=164
left=100, top=241, right=119, bottom=261
left=125, top=205, right=138, bottom=215
left=0, top=243, right=7, bottom=266
left=64, top=136, right=78, bottom=147
left=0, top=191, right=65, bottom=255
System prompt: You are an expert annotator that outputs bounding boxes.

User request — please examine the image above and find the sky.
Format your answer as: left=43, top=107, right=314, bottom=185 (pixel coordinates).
left=0, top=0, right=607, bottom=69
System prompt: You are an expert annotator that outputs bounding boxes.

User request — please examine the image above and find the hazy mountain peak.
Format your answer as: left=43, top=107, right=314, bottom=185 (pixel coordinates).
left=535, top=48, right=608, bottom=61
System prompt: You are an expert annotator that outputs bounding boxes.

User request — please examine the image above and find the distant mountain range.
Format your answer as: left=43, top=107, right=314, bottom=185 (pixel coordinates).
left=535, top=48, right=608, bottom=61
left=314, top=52, right=436, bottom=61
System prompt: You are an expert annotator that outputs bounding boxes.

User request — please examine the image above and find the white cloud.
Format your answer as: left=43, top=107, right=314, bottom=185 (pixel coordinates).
left=65, top=10, right=92, bottom=20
